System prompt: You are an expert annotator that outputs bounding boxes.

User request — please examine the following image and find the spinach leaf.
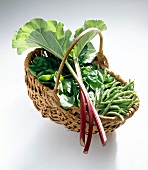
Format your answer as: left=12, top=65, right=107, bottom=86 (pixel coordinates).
left=88, top=91, right=96, bottom=104
left=28, top=55, right=61, bottom=77
left=78, top=42, right=96, bottom=65
left=60, top=94, right=75, bottom=109
left=86, top=70, right=103, bottom=90
left=58, top=78, right=79, bottom=108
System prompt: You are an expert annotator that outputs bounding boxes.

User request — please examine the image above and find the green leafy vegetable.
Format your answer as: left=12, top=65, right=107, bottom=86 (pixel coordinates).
left=74, top=19, right=107, bottom=57
left=60, top=94, right=75, bottom=108
left=78, top=42, right=96, bottom=65
left=12, top=18, right=72, bottom=58
left=84, top=20, right=107, bottom=30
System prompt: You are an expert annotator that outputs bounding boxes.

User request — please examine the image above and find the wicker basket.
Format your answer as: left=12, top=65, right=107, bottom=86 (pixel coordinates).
left=24, top=28, right=139, bottom=134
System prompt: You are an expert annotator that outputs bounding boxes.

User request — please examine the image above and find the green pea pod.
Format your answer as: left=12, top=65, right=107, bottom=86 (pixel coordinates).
left=104, top=90, right=120, bottom=102
left=112, top=81, right=121, bottom=87
left=101, top=89, right=109, bottom=101
left=102, top=99, right=133, bottom=105
left=98, top=85, right=104, bottom=105
left=120, top=109, right=129, bottom=116
left=104, top=79, right=116, bottom=89
left=121, top=81, right=134, bottom=91
left=113, top=91, right=135, bottom=100
left=109, top=105, right=121, bottom=110
left=127, top=99, right=140, bottom=109
left=102, top=98, right=114, bottom=115
left=126, top=93, right=135, bottom=99
left=106, top=111, right=125, bottom=122
left=106, top=86, right=121, bottom=99
left=101, top=91, right=134, bottom=116
left=95, top=85, right=104, bottom=111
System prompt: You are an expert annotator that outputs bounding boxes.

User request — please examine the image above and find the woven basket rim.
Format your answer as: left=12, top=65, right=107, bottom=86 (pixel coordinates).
left=24, top=48, right=140, bottom=123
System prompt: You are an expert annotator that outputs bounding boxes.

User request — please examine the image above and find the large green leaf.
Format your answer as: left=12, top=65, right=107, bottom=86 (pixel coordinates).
left=74, top=19, right=107, bottom=57
left=78, top=42, right=96, bottom=65
left=83, top=20, right=107, bottom=30
left=12, top=18, right=73, bottom=59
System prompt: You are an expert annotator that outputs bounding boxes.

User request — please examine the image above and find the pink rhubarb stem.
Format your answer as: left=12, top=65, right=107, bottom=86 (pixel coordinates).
left=73, top=54, right=106, bottom=153
left=80, top=88, right=86, bottom=147
left=83, top=92, right=107, bottom=153
left=91, top=103, right=107, bottom=146
left=54, top=28, right=107, bottom=153
left=83, top=95, right=93, bottom=154
left=73, top=55, right=87, bottom=147
left=79, top=78, right=107, bottom=148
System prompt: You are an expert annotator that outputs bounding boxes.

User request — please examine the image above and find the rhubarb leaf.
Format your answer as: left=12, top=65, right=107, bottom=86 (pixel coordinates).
left=12, top=18, right=73, bottom=59
left=84, top=20, right=107, bottom=30
left=74, top=19, right=107, bottom=57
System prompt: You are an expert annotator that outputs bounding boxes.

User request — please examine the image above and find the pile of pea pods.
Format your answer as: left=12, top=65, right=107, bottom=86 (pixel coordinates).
left=94, top=68, right=139, bottom=121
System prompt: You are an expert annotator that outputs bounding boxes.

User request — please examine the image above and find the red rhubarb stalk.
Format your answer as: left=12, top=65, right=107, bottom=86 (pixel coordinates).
left=83, top=94, right=93, bottom=154
left=61, top=61, right=107, bottom=153
left=81, top=91, right=106, bottom=153
left=55, top=28, right=107, bottom=153
left=90, top=102, right=107, bottom=146
left=74, top=55, right=86, bottom=147
left=77, top=76, right=107, bottom=151
left=80, top=88, right=86, bottom=147
left=74, top=55, right=105, bottom=153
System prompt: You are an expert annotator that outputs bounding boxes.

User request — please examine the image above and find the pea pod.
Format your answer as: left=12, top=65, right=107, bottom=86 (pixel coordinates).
left=101, top=91, right=135, bottom=115
left=127, top=99, right=140, bottom=109
left=104, top=90, right=120, bottom=102
left=101, top=89, right=109, bottom=101
left=101, top=98, right=114, bottom=115
left=102, top=99, right=133, bottom=105
left=104, top=79, right=116, bottom=89
left=98, top=85, right=104, bottom=104
left=105, top=111, right=125, bottom=122
left=106, top=86, right=121, bottom=99
left=120, top=109, right=129, bottom=116
left=116, top=90, right=135, bottom=97
left=112, top=81, right=121, bottom=87
left=95, top=85, right=104, bottom=111
left=121, top=81, right=134, bottom=91
left=109, top=91, right=135, bottom=101
left=109, top=105, right=121, bottom=110
left=106, top=105, right=129, bottom=116
left=126, top=93, right=134, bottom=99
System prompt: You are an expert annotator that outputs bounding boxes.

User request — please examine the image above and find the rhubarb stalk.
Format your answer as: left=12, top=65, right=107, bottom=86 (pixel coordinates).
left=73, top=54, right=86, bottom=147
left=55, top=28, right=107, bottom=153
left=73, top=54, right=94, bottom=153
left=79, top=88, right=86, bottom=147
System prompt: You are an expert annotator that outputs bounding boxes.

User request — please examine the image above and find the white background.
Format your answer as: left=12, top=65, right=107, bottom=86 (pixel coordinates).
left=0, top=0, right=148, bottom=169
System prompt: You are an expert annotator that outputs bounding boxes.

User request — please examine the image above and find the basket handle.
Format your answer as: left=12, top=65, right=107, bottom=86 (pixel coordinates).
left=54, top=28, right=107, bottom=91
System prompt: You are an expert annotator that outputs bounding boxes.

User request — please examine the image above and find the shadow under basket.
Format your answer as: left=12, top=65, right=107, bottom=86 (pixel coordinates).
left=24, top=48, right=140, bottom=134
